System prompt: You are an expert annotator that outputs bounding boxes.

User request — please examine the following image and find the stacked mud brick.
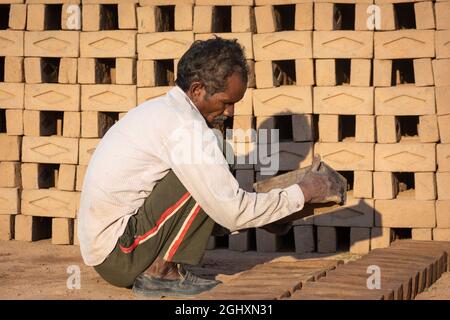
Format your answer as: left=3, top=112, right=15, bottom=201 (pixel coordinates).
left=0, top=0, right=449, bottom=253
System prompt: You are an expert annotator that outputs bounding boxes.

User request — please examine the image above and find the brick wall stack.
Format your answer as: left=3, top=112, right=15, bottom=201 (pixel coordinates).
left=0, top=0, right=449, bottom=253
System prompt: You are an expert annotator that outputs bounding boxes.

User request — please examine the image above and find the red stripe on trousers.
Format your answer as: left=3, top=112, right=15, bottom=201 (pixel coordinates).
left=118, top=192, right=190, bottom=254
left=165, top=204, right=202, bottom=262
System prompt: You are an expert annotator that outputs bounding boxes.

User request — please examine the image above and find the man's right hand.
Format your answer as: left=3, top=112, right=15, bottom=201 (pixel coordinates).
left=298, top=155, right=344, bottom=204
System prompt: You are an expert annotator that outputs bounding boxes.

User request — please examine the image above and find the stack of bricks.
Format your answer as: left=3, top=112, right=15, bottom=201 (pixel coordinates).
left=0, top=1, right=449, bottom=253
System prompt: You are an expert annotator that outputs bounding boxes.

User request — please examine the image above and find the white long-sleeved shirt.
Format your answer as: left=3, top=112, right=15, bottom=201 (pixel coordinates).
left=77, top=86, right=305, bottom=266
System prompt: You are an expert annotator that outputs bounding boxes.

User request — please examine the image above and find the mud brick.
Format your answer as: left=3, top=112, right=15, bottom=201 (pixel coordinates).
left=21, top=163, right=39, bottom=189
left=433, top=229, right=450, bottom=241
left=228, top=230, right=252, bottom=252
left=58, top=58, right=77, bottom=84
left=437, top=144, right=450, bottom=171
left=81, top=111, right=115, bottom=138
left=196, top=0, right=252, bottom=5
left=26, top=4, right=45, bottom=30
left=232, top=115, right=254, bottom=143
left=317, top=226, right=336, bottom=253
left=353, top=171, right=372, bottom=199
left=138, top=31, right=193, bottom=60
left=61, top=3, right=81, bottom=31
left=0, top=30, right=23, bottom=56
left=253, top=86, right=312, bottom=116
left=373, top=172, right=397, bottom=199
left=79, top=138, right=100, bottom=165
left=376, top=116, right=397, bottom=143
left=314, top=87, right=374, bottom=115
left=258, top=142, right=313, bottom=171
left=371, top=227, right=393, bottom=249
left=192, top=6, right=212, bottom=33
left=115, top=58, right=136, bottom=85
left=22, top=136, right=78, bottom=164
left=23, top=110, right=50, bottom=136
left=0, top=188, right=20, bottom=215
left=0, top=215, right=14, bottom=240
left=292, top=114, right=313, bottom=142
left=293, top=225, right=314, bottom=254
left=75, top=165, right=86, bottom=191
left=373, top=59, right=392, bottom=87
left=374, top=199, right=436, bottom=228
left=412, top=229, right=433, bottom=241
left=433, top=59, right=450, bottom=87
left=0, top=83, right=24, bottom=110
left=77, top=58, right=95, bottom=84
left=52, top=217, right=73, bottom=245
left=136, top=60, right=155, bottom=87
left=5, top=109, right=24, bottom=135
left=57, top=164, right=76, bottom=191
left=0, top=135, right=21, bottom=161
left=235, top=88, right=253, bottom=116
left=25, top=84, right=80, bottom=111
left=24, top=57, right=42, bottom=83
left=319, top=115, right=339, bottom=142
left=375, top=87, right=435, bottom=115
left=22, top=189, right=79, bottom=218
left=436, top=87, right=450, bottom=115
left=314, top=31, right=373, bottom=59
left=118, top=3, right=137, bottom=29
left=81, top=85, right=136, bottom=112
left=313, top=3, right=334, bottom=31
left=25, top=31, right=79, bottom=57
left=374, top=30, right=435, bottom=59
left=8, top=4, right=27, bottom=30
left=295, top=59, right=314, bottom=86
left=255, top=228, right=280, bottom=252
left=436, top=31, right=450, bottom=59
left=315, top=59, right=335, bottom=86
left=137, top=86, right=171, bottom=104
left=14, top=215, right=51, bottom=242
left=4, top=56, right=24, bottom=83
left=82, top=4, right=100, bottom=31
left=350, top=227, right=370, bottom=254
left=253, top=31, right=312, bottom=61
left=174, top=4, right=193, bottom=31
left=314, top=142, right=374, bottom=171
left=411, top=58, right=433, bottom=86
left=414, top=172, right=436, bottom=201
left=355, top=115, right=375, bottom=143
left=62, top=111, right=80, bottom=138
left=80, top=31, right=135, bottom=58
left=436, top=1, right=450, bottom=30
left=231, top=6, right=255, bottom=33
left=414, top=2, right=435, bottom=30
left=355, top=3, right=376, bottom=30
left=375, top=143, right=436, bottom=172
left=313, top=194, right=374, bottom=227
left=437, top=172, right=450, bottom=200
left=436, top=201, right=450, bottom=228
left=350, top=59, right=371, bottom=87
left=0, top=162, right=20, bottom=188
left=418, top=115, right=439, bottom=143
left=73, top=218, right=79, bottom=245
left=438, top=114, right=450, bottom=143
left=254, top=6, right=276, bottom=33
left=195, top=33, right=253, bottom=59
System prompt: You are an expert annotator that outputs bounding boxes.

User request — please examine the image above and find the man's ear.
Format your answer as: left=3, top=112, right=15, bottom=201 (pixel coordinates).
left=187, top=81, right=205, bottom=103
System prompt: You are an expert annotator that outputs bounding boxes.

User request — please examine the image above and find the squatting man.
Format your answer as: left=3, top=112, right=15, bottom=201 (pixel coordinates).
left=78, top=37, right=340, bottom=297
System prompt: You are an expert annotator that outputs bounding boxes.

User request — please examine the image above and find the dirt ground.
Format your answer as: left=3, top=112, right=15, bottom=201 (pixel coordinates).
left=0, top=240, right=448, bottom=300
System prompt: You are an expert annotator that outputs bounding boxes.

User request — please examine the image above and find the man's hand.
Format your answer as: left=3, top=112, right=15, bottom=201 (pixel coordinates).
left=298, top=155, right=345, bottom=204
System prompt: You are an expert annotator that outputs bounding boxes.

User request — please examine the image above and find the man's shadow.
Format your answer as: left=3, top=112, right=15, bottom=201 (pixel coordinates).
left=193, top=111, right=383, bottom=278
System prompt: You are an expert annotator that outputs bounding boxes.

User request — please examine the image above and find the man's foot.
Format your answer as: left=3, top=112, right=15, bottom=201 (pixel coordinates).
left=132, top=259, right=221, bottom=297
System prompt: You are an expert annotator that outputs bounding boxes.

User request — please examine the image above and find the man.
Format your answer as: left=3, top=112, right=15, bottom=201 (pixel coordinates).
left=78, top=37, right=336, bottom=297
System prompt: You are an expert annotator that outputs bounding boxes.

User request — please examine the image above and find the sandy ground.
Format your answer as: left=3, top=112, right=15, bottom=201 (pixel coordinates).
left=0, top=239, right=448, bottom=300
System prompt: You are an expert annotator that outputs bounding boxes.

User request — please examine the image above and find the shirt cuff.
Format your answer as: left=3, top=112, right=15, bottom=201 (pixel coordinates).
left=284, top=183, right=305, bottom=214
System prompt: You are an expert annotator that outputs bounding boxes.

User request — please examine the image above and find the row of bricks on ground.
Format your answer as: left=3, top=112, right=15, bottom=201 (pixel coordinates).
left=2, top=133, right=450, bottom=171
left=4, top=55, right=450, bottom=88
left=206, top=225, right=450, bottom=254
left=3, top=29, right=450, bottom=60
left=0, top=214, right=78, bottom=245
left=2, top=1, right=450, bottom=33
left=2, top=84, right=450, bottom=117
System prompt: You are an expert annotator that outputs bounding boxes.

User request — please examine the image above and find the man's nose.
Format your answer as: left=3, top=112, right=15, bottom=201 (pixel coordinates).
left=223, top=105, right=234, bottom=117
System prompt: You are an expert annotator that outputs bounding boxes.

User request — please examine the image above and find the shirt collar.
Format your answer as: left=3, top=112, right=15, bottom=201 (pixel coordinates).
left=169, top=86, right=200, bottom=113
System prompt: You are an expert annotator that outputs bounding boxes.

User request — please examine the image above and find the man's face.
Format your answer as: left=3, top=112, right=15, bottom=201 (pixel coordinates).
left=188, top=72, right=247, bottom=126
